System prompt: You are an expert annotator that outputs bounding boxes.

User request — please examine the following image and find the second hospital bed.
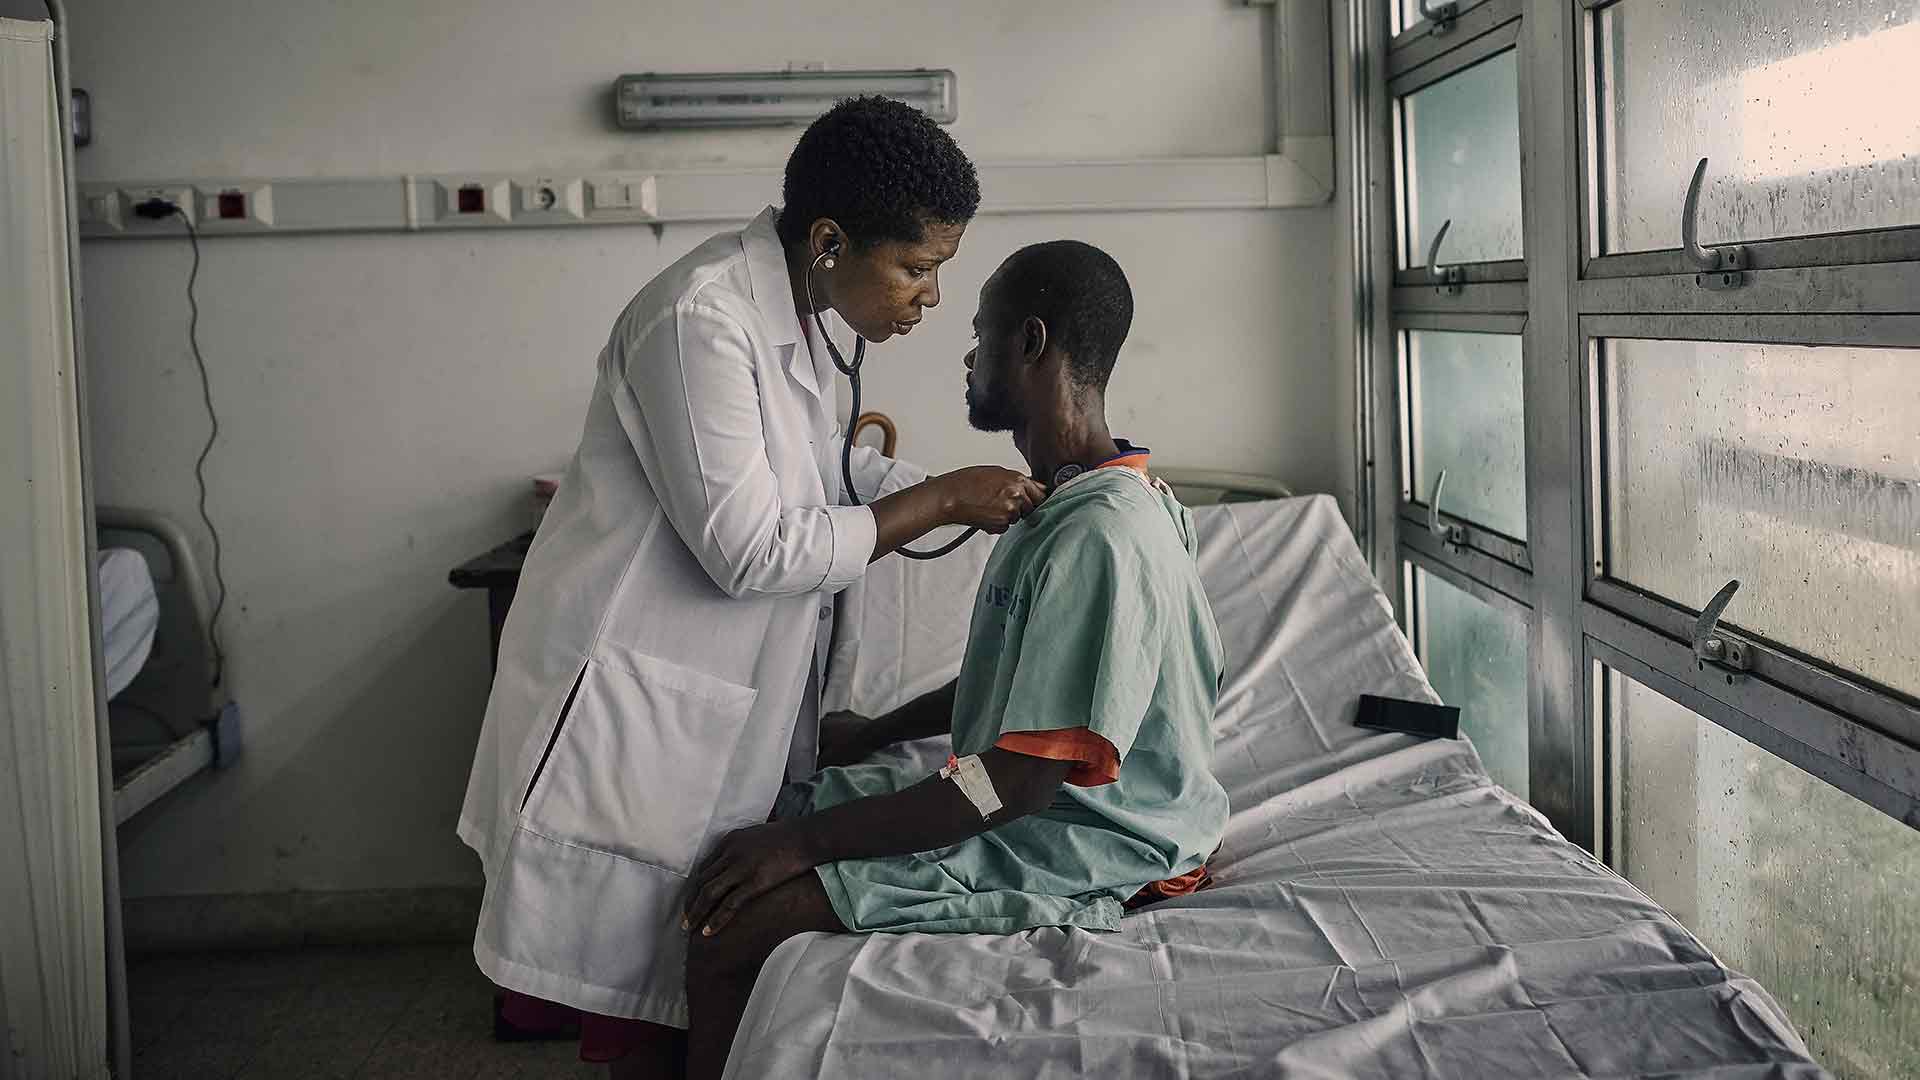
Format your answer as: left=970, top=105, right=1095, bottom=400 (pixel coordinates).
left=729, top=492, right=1825, bottom=1078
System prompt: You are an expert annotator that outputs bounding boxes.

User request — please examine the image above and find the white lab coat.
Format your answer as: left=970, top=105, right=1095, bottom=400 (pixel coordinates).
left=457, top=208, right=925, bottom=1026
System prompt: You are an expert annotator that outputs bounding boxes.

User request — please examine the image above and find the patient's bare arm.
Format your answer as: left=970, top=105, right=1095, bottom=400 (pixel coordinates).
left=816, top=680, right=958, bottom=767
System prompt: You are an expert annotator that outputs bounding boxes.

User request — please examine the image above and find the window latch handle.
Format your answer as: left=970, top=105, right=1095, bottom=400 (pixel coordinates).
left=1692, top=578, right=1752, bottom=675
left=1418, top=0, right=1458, bottom=34
left=1684, top=157, right=1748, bottom=290
left=1428, top=468, right=1467, bottom=548
left=1427, top=219, right=1463, bottom=295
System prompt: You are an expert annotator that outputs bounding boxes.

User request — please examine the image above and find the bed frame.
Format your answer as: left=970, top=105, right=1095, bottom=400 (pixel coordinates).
left=95, top=506, right=241, bottom=824
left=1153, top=468, right=1294, bottom=506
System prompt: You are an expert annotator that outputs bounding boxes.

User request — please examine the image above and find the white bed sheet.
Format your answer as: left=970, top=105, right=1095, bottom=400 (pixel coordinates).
left=733, top=495, right=1824, bottom=1078
left=97, top=546, right=157, bottom=701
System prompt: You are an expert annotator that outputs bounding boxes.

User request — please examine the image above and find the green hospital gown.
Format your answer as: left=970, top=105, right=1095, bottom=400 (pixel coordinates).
left=803, top=468, right=1229, bottom=934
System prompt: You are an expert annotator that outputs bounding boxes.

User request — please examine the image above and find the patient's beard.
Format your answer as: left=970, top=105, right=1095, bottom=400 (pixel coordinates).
left=967, top=381, right=1022, bottom=433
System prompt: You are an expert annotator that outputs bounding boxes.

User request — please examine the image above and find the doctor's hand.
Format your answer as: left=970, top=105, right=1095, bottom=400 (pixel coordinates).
left=683, top=821, right=818, bottom=937
left=933, top=466, right=1048, bottom=533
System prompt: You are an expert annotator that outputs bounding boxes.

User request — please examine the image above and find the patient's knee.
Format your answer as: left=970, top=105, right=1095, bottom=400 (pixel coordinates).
left=685, top=917, right=759, bottom=988
left=685, top=876, right=843, bottom=990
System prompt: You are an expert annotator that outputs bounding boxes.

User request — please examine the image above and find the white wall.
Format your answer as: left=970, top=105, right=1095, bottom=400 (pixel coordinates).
left=69, top=0, right=1343, bottom=901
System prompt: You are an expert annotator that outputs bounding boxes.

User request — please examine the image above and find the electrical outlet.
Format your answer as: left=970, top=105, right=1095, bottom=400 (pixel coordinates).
left=120, top=185, right=196, bottom=229
left=514, top=177, right=584, bottom=221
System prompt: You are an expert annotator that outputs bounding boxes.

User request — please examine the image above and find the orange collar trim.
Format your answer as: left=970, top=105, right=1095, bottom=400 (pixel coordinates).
left=1097, top=452, right=1151, bottom=475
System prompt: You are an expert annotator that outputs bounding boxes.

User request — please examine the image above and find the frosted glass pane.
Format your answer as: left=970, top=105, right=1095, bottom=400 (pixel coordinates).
left=1406, top=329, right=1527, bottom=539
left=1602, top=339, right=1920, bottom=698
left=1597, top=0, right=1920, bottom=254
left=1415, top=568, right=1528, bottom=798
left=1612, top=671, right=1920, bottom=1079
left=1399, top=49, right=1524, bottom=267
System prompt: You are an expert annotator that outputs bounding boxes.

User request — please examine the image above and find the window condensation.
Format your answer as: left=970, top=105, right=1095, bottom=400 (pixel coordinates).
left=1610, top=671, right=1920, bottom=1078
left=1602, top=339, right=1920, bottom=699
left=1399, top=49, right=1525, bottom=268
left=1597, top=0, right=1920, bottom=254
left=1407, top=329, right=1527, bottom=540
left=1414, top=567, right=1529, bottom=797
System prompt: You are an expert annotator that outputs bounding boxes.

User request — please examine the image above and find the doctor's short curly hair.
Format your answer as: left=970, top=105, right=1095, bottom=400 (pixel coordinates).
left=778, top=95, right=980, bottom=250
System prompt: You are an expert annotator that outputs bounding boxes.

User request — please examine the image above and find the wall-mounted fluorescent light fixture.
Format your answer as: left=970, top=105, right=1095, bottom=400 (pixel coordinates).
left=612, top=69, right=957, bottom=130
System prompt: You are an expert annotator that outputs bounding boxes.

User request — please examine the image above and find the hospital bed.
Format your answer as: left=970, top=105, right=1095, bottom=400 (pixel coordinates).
left=743, top=488, right=1825, bottom=1078
left=96, top=507, right=241, bottom=824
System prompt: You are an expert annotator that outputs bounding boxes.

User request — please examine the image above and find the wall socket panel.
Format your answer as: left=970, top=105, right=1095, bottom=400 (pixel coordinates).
left=79, top=174, right=663, bottom=238
left=415, top=175, right=656, bottom=227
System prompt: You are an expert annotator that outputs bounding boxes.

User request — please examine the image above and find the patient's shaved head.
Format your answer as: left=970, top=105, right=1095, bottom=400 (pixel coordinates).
left=982, top=240, right=1134, bottom=392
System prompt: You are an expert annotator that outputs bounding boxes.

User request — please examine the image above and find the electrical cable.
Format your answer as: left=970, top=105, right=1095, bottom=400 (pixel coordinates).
left=803, top=252, right=975, bottom=560
left=139, top=200, right=229, bottom=688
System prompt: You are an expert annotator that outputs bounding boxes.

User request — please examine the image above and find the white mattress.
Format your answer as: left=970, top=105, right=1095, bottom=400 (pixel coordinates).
left=97, top=546, right=158, bottom=701
left=735, top=495, right=1823, bottom=1078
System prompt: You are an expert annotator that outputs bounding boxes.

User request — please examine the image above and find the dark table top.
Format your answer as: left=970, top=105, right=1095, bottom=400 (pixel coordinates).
left=449, top=529, right=535, bottom=589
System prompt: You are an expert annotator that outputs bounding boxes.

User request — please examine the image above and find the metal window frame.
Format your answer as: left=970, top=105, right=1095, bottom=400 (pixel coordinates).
left=1401, top=536, right=1532, bottom=614
left=1586, top=627, right=1920, bottom=853
left=1361, top=0, right=1403, bottom=586
left=1575, top=0, right=1920, bottom=302
left=1576, top=261, right=1920, bottom=316
left=1514, top=0, right=1589, bottom=848
left=1389, top=0, right=1519, bottom=72
left=1391, top=281, right=1529, bottom=312
left=1375, top=0, right=1599, bottom=840
left=1388, top=20, right=1528, bottom=279
left=1578, top=315, right=1920, bottom=766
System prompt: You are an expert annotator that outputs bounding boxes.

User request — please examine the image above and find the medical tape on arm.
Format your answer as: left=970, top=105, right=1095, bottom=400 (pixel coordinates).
left=940, top=754, right=1003, bottom=819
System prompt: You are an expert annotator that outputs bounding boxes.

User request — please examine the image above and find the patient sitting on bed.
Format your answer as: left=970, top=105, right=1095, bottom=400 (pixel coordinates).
left=680, top=240, right=1230, bottom=1079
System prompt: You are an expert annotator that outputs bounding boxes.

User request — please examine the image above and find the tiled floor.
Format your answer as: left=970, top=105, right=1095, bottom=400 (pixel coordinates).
left=127, top=944, right=604, bottom=1079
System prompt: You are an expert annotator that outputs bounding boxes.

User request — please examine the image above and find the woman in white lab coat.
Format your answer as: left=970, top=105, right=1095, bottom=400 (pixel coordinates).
left=455, top=97, right=1041, bottom=1071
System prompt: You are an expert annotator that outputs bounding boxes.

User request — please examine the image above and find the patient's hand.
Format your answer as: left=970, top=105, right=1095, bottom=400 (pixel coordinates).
left=684, top=821, right=817, bottom=936
left=817, top=710, right=882, bottom=769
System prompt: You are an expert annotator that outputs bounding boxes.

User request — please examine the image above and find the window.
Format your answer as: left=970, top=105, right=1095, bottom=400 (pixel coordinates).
left=1359, top=0, right=1920, bottom=1068
left=1410, top=565, right=1529, bottom=796
left=1595, top=0, right=1920, bottom=255
left=1380, top=0, right=1533, bottom=806
left=1607, top=670, right=1920, bottom=1077
left=1398, top=49, right=1524, bottom=269
left=1598, top=336, right=1920, bottom=699
left=1404, top=328, right=1526, bottom=540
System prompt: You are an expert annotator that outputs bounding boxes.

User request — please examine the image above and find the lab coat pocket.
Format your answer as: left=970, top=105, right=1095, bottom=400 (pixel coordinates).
left=519, top=650, right=758, bottom=876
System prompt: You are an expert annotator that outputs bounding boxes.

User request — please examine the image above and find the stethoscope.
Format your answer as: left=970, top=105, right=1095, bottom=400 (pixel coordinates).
left=805, top=246, right=977, bottom=560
